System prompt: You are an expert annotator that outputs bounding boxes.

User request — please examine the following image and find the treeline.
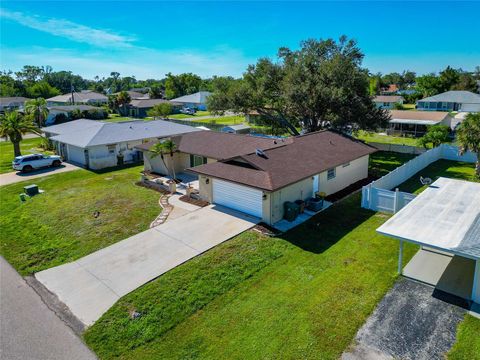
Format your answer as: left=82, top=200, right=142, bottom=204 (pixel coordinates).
left=0, top=66, right=239, bottom=100
left=369, top=66, right=480, bottom=102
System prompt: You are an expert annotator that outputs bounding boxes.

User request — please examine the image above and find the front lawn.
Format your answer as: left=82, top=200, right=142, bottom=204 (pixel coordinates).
left=194, top=115, right=246, bottom=125
left=85, top=193, right=417, bottom=359
left=168, top=111, right=212, bottom=119
left=448, top=315, right=480, bottom=360
left=0, top=166, right=160, bottom=275
left=0, top=137, right=50, bottom=174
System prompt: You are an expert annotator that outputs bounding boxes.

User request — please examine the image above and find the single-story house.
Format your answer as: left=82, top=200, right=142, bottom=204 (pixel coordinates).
left=47, top=90, right=108, bottom=106
left=0, top=97, right=30, bottom=112
left=380, top=84, right=399, bottom=95
left=114, top=90, right=149, bottom=100
left=416, top=90, right=480, bottom=112
left=42, top=119, right=201, bottom=170
left=128, top=99, right=182, bottom=118
left=139, top=131, right=373, bottom=224
left=221, top=124, right=251, bottom=134
left=46, top=105, right=104, bottom=125
left=377, top=178, right=480, bottom=306
left=170, top=91, right=211, bottom=111
left=373, top=95, right=404, bottom=109
left=387, top=110, right=453, bottom=137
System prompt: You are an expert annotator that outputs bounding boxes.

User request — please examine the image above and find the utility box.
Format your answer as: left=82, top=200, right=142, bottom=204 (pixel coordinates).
left=283, top=201, right=300, bottom=222
left=24, top=184, right=39, bottom=196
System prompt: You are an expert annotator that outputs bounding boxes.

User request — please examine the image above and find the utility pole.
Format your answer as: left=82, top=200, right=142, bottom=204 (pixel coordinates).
left=71, top=81, right=75, bottom=105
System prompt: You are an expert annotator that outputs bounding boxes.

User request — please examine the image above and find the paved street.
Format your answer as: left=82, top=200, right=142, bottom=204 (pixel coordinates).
left=0, top=256, right=96, bottom=360
left=0, top=162, right=81, bottom=186
left=36, top=205, right=259, bottom=326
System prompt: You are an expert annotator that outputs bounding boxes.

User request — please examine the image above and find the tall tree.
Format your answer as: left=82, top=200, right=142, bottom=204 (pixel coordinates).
left=418, top=125, right=450, bottom=149
left=164, top=73, right=202, bottom=99
left=116, top=91, right=131, bottom=116
left=456, top=113, right=480, bottom=176
left=25, top=98, right=49, bottom=127
left=26, top=81, right=60, bottom=98
left=147, top=103, right=172, bottom=119
left=148, top=85, right=164, bottom=99
left=0, top=111, right=39, bottom=157
left=208, top=36, right=389, bottom=135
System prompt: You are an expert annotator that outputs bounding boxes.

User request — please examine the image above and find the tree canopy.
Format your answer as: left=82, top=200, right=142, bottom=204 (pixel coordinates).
left=208, top=36, right=390, bottom=135
left=456, top=113, right=480, bottom=176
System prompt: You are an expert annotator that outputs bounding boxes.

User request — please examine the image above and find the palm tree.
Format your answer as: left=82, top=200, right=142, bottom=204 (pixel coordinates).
left=456, top=112, right=480, bottom=176
left=150, top=139, right=178, bottom=180
left=25, top=97, right=49, bottom=127
left=0, top=111, right=39, bottom=157
left=116, top=91, right=131, bottom=116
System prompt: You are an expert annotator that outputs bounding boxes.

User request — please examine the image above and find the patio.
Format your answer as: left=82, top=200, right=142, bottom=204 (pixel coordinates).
left=273, top=200, right=332, bottom=232
left=141, top=171, right=199, bottom=195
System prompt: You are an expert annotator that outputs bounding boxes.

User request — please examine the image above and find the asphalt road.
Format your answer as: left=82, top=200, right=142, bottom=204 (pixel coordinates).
left=0, top=256, right=96, bottom=360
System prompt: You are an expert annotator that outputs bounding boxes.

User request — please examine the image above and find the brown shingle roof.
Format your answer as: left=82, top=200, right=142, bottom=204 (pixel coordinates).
left=389, top=110, right=450, bottom=122
left=136, top=131, right=293, bottom=160
left=190, top=131, right=376, bottom=191
left=374, top=95, right=404, bottom=103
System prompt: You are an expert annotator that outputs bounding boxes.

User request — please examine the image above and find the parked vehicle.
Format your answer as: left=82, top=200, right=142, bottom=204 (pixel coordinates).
left=180, top=107, right=195, bottom=115
left=12, top=154, right=62, bottom=172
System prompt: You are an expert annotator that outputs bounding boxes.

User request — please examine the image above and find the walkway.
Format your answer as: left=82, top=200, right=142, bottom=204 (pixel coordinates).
left=0, top=163, right=82, bottom=186
left=342, top=278, right=466, bottom=360
left=0, top=257, right=96, bottom=360
left=36, top=205, right=259, bottom=326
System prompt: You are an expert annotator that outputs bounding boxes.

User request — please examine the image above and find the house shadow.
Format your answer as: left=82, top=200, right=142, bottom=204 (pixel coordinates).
left=277, top=196, right=377, bottom=254
left=15, top=164, right=68, bottom=177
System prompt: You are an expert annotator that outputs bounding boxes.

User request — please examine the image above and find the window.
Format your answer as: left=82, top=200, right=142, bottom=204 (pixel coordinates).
left=190, top=154, right=207, bottom=167
left=327, top=168, right=336, bottom=180
left=107, top=144, right=116, bottom=154
left=342, top=162, right=350, bottom=168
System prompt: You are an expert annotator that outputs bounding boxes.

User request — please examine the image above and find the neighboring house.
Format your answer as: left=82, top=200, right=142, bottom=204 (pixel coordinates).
left=380, top=84, right=399, bottom=95
left=46, top=105, right=104, bottom=125
left=373, top=95, right=404, bottom=109
left=416, top=90, right=480, bottom=112
left=0, top=97, right=30, bottom=112
left=189, top=131, right=375, bottom=223
left=170, top=91, right=211, bottom=111
left=114, top=91, right=149, bottom=100
left=221, top=124, right=251, bottom=134
left=47, top=90, right=108, bottom=106
left=387, top=110, right=453, bottom=137
left=377, top=178, right=480, bottom=305
left=128, top=99, right=182, bottom=118
left=42, top=119, right=200, bottom=170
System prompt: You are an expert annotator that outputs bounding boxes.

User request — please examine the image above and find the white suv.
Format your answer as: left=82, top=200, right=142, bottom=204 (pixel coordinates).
left=12, top=154, right=62, bottom=172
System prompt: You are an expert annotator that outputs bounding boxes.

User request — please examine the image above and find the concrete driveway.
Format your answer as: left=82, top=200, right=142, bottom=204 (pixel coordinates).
left=0, top=162, right=81, bottom=186
left=36, top=205, right=259, bottom=326
left=0, top=257, right=96, bottom=360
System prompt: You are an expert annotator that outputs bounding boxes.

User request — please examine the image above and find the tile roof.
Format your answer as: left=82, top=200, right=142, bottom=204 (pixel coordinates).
left=418, top=91, right=480, bottom=104
left=190, top=131, right=376, bottom=191
left=136, top=131, right=292, bottom=160
left=42, top=119, right=200, bottom=147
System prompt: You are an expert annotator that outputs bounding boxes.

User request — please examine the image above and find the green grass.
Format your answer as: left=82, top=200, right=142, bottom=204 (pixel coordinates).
left=398, top=159, right=477, bottom=194
left=194, top=115, right=246, bottom=125
left=402, top=103, right=416, bottom=110
left=168, top=111, right=212, bottom=119
left=0, top=138, right=50, bottom=174
left=448, top=315, right=480, bottom=360
left=0, top=166, right=160, bottom=275
left=355, top=130, right=421, bottom=147
left=85, top=193, right=418, bottom=360
left=369, top=151, right=416, bottom=178
left=105, top=114, right=137, bottom=122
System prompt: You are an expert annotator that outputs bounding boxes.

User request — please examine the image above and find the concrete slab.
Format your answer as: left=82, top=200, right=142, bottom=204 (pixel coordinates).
left=403, top=248, right=475, bottom=300
left=0, top=162, right=82, bottom=186
left=36, top=205, right=258, bottom=326
left=273, top=201, right=332, bottom=232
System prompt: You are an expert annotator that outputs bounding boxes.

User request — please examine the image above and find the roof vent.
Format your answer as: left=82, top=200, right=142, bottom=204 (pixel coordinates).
left=273, top=140, right=277, bottom=144
left=329, top=140, right=334, bottom=145
left=256, top=148, right=267, bottom=158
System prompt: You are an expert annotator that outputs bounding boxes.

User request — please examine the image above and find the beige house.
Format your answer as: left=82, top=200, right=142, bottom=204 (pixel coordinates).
left=138, top=131, right=375, bottom=225
left=388, top=110, right=453, bottom=137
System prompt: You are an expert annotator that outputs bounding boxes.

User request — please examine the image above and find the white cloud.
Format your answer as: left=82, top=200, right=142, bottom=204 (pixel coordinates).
left=0, top=46, right=253, bottom=79
left=0, top=9, right=135, bottom=48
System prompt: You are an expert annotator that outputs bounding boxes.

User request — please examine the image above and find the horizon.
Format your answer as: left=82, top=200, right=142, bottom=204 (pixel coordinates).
left=1, top=1, right=480, bottom=80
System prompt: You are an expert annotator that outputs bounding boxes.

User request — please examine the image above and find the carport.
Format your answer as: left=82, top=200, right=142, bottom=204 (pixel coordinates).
left=377, top=177, right=480, bottom=305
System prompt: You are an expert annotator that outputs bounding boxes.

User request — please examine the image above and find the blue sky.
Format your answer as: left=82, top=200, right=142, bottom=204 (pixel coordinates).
left=1, top=1, right=479, bottom=80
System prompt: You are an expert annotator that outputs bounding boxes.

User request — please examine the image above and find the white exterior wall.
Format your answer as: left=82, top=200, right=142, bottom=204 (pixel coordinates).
left=66, top=145, right=86, bottom=166
left=460, top=103, right=480, bottom=112
left=144, top=151, right=217, bottom=176
left=86, top=140, right=144, bottom=170
left=317, top=155, right=369, bottom=196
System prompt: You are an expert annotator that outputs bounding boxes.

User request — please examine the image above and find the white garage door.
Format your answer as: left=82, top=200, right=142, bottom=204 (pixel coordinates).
left=67, top=145, right=86, bottom=166
left=213, top=179, right=263, bottom=218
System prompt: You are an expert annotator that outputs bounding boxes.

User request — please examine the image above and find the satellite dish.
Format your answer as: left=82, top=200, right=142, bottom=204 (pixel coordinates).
left=420, top=176, right=432, bottom=185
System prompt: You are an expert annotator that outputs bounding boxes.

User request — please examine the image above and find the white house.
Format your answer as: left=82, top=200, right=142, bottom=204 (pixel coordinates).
left=373, top=95, right=404, bottom=109
left=0, top=97, right=30, bottom=112
left=171, top=91, right=211, bottom=111
left=46, top=105, right=104, bottom=125
left=416, top=90, right=480, bottom=112
left=47, top=90, right=108, bottom=106
left=42, top=119, right=200, bottom=170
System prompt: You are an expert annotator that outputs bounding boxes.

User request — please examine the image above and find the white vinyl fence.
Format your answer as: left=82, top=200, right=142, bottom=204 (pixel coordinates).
left=362, top=144, right=476, bottom=213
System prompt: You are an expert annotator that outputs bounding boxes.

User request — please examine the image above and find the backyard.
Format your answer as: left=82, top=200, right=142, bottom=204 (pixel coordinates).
left=355, top=130, right=421, bottom=147
left=0, top=165, right=160, bottom=275
left=0, top=137, right=51, bottom=174
left=84, top=153, right=478, bottom=359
